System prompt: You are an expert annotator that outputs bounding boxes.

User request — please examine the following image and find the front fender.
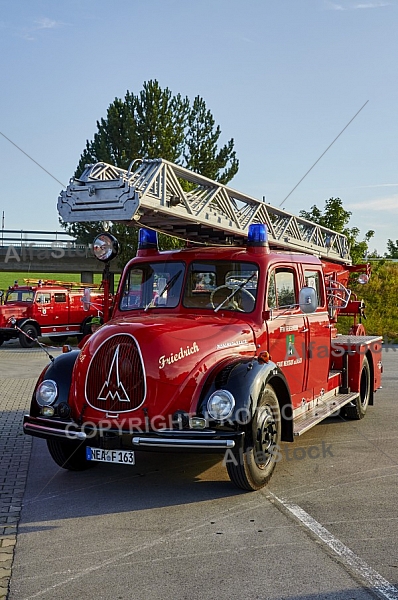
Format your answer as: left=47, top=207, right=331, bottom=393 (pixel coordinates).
left=198, top=358, right=293, bottom=442
left=17, top=318, right=42, bottom=336
left=29, top=350, right=80, bottom=417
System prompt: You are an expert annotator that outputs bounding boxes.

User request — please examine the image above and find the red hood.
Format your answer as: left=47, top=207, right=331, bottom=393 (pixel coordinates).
left=71, top=314, right=256, bottom=427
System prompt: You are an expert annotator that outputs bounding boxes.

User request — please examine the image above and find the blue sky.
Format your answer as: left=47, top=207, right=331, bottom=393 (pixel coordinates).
left=0, top=0, right=397, bottom=255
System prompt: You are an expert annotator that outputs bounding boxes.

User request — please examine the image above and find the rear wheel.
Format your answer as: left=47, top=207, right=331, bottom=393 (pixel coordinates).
left=344, top=356, right=371, bottom=420
left=19, top=323, right=38, bottom=348
left=47, top=439, right=94, bottom=471
left=226, top=385, right=281, bottom=491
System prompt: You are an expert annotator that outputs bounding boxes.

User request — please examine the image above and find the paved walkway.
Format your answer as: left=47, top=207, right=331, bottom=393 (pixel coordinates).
left=0, top=343, right=63, bottom=599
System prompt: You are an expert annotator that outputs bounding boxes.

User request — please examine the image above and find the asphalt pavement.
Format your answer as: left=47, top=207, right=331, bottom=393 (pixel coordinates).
left=1, top=340, right=397, bottom=600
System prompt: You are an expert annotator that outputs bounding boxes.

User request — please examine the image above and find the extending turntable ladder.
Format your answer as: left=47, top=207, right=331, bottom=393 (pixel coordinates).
left=58, top=158, right=351, bottom=263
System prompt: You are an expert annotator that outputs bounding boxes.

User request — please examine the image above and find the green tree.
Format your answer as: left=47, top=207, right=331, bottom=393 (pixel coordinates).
left=184, top=96, right=238, bottom=184
left=64, top=80, right=239, bottom=266
left=299, top=198, right=374, bottom=264
left=385, top=239, right=398, bottom=258
left=75, top=98, right=140, bottom=176
left=132, top=81, right=189, bottom=163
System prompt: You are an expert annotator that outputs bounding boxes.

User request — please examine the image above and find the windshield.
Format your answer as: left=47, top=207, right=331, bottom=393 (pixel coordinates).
left=5, top=290, right=34, bottom=303
left=183, top=261, right=259, bottom=313
left=120, top=262, right=185, bottom=310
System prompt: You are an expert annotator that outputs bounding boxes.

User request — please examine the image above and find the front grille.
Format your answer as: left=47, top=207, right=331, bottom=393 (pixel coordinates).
left=86, top=334, right=146, bottom=413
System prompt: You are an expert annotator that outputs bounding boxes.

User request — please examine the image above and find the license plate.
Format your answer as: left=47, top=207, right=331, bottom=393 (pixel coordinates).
left=86, top=447, right=135, bottom=465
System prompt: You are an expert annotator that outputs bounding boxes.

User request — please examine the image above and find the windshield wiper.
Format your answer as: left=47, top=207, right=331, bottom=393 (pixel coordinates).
left=214, top=273, right=256, bottom=313
left=144, top=270, right=182, bottom=311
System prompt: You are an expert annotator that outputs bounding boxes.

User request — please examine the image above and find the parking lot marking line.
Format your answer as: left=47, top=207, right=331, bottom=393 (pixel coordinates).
left=267, top=492, right=398, bottom=600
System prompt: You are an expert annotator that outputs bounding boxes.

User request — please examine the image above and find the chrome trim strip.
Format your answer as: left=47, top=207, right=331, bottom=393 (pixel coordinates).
left=23, top=422, right=87, bottom=440
left=132, top=436, right=235, bottom=449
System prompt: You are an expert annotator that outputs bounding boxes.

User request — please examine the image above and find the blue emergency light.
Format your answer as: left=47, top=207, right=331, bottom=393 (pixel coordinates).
left=248, top=223, right=268, bottom=246
left=138, top=228, right=158, bottom=250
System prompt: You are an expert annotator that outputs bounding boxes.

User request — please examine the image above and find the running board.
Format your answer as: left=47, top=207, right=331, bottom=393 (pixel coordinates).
left=293, top=392, right=359, bottom=436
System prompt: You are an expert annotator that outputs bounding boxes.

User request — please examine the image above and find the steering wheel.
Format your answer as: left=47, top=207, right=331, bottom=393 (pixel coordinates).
left=210, top=284, right=255, bottom=312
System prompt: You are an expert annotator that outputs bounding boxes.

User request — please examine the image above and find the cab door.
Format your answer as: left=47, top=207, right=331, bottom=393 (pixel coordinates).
left=303, top=268, right=331, bottom=400
left=52, top=292, right=69, bottom=326
left=266, top=267, right=310, bottom=410
left=34, top=291, right=53, bottom=328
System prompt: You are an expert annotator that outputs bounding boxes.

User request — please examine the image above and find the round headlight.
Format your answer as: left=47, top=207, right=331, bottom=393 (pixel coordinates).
left=36, top=380, right=58, bottom=406
left=207, top=390, right=235, bottom=421
left=93, top=232, right=119, bottom=262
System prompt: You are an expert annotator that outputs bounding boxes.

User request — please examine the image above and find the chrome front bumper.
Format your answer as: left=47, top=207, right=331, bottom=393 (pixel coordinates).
left=23, top=416, right=243, bottom=451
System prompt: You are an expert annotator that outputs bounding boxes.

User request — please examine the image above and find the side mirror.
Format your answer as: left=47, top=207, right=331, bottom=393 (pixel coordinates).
left=82, top=288, right=91, bottom=311
left=299, top=286, right=318, bottom=314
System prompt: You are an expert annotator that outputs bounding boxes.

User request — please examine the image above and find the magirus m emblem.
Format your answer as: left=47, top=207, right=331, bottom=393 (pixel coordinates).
left=97, top=345, right=130, bottom=403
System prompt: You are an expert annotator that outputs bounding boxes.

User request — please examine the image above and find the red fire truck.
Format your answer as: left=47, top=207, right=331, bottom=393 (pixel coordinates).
left=23, top=159, right=383, bottom=491
left=0, top=279, right=107, bottom=348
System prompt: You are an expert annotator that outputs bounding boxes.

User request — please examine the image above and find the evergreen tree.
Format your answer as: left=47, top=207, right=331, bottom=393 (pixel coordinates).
left=184, top=96, right=238, bottom=184
left=75, top=97, right=140, bottom=176
left=133, top=81, right=189, bottom=163
left=63, top=80, right=239, bottom=264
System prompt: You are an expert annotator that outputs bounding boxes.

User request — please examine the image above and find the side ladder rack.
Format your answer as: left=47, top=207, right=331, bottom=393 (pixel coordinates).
left=58, top=158, right=351, bottom=263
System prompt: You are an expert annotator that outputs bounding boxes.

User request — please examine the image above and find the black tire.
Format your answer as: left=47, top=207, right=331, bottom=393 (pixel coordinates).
left=19, top=323, right=38, bottom=348
left=48, top=336, right=69, bottom=344
left=226, top=385, right=281, bottom=491
left=0, top=337, right=4, bottom=347
left=47, top=439, right=94, bottom=471
left=344, top=356, right=371, bottom=420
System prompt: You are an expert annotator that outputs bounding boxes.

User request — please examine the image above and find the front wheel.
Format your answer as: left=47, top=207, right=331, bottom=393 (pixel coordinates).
left=226, top=385, right=281, bottom=491
left=47, top=439, right=94, bottom=471
left=19, top=323, right=38, bottom=348
left=344, top=356, right=371, bottom=420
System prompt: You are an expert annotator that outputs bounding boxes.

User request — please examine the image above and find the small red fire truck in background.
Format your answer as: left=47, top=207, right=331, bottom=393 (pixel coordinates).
left=0, top=279, right=107, bottom=348
left=23, top=159, right=383, bottom=491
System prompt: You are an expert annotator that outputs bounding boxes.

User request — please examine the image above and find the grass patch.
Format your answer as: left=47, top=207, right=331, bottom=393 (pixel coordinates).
left=0, top=272, right=119, bottom=290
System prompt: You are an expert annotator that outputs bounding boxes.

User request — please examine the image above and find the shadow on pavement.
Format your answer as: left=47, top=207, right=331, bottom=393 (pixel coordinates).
left=20, top=437, right=244, bottom=529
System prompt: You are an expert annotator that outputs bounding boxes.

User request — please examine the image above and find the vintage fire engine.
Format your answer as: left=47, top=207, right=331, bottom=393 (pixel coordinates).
left=23, top=159, right=383, bottom=491
left=0, top=279, right=107, bottom=348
